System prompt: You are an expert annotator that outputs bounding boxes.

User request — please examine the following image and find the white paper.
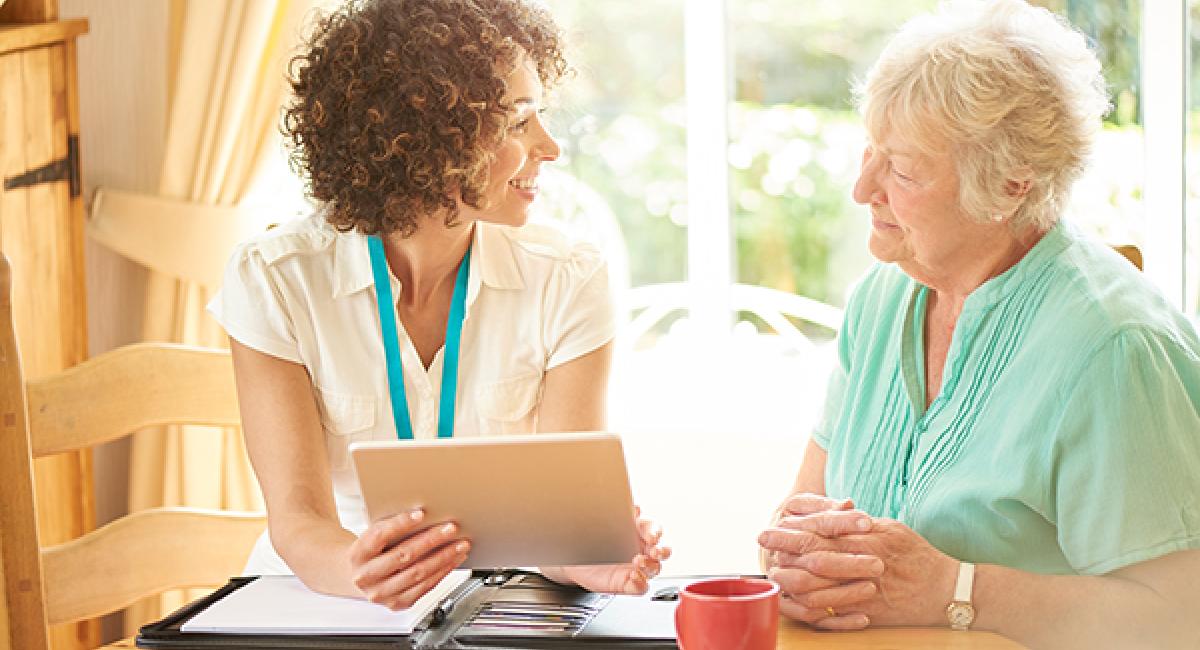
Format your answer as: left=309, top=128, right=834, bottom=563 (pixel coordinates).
left=181, top=570, right=471, bottom=634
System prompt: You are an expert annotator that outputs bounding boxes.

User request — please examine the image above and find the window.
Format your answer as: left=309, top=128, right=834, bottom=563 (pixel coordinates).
left=534, top=1, right=688, bottom=294
left=1141, top=0, right=1185, bottom=306
left=537, top=0, right=1155, bottom=574
left=249, top=0, right=1176, bottom=574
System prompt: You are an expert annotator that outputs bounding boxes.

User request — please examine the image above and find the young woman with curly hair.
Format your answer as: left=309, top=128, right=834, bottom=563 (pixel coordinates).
left=208, top=0, right=668, bottom=609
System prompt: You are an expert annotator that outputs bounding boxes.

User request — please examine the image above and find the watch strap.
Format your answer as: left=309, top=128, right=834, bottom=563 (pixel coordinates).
left=953, top=561, right=975, bottom=602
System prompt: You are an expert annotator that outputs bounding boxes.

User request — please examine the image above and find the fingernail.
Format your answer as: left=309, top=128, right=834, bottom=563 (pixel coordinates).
left=757, top=531, right=769, bottom=545
left=441, top=523, right=456, bottom=535
left=870, top=558, right=884, bottom=575
left=409, top=509, right=424, bottom=521
left=455, top=541, right=470, bottom=554
left=856, top=518, right=871, bottom=531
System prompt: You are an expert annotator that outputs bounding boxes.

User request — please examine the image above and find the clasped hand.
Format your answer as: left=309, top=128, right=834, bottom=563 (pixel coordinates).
left=757, top=493, right=957, bottom=630
left=349, top=506, right=670, bottom=610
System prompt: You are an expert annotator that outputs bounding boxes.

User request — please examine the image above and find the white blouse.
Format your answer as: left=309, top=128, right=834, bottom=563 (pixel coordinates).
left=208, top=212, right=614, bottom=573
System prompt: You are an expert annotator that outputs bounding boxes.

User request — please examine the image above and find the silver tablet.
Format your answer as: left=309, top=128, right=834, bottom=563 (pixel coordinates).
left=349, top=432, right=641, bottom=568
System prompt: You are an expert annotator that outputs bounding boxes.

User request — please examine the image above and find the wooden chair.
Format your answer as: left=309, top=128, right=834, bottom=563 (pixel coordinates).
left=1113, top=244, right=1143, bottom=271
left=0, top=253, right=267, bottom=650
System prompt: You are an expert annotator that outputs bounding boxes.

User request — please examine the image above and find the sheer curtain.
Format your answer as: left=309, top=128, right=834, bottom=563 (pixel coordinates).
left=117, top=0, right=315, bottom=632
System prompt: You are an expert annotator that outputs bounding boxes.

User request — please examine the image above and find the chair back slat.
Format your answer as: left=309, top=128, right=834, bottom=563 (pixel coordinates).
left=40, top=507, right=265, bottom=625
left=26, top=342, right=241, bottom=457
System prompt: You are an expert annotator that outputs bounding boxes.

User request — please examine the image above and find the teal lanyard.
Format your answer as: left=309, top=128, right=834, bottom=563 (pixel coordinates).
left=368, top=235, right=471, bottom=440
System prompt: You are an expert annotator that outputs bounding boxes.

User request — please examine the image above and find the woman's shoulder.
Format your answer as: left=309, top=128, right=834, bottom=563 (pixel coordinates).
left=230, top=211, right=341, bottom=268
left=1050, top=226, right=1185, bottom=331
left=480, top=222, right=606, bottom=282
left=1031, top=223, right=1200, bottom=360
left=218, top=211, right=357, bottom=303
left=829, top=263, right=914, bottom=349
left=844, top=263, right=914, bottom=315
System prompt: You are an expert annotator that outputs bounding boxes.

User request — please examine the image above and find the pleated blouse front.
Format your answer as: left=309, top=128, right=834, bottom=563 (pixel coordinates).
left=815, top=221, right=1200, bottom=576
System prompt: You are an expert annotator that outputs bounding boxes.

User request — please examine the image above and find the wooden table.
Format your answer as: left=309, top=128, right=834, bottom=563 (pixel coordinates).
left=773, top=618, right=1023, bottom=648
left=103, top=618, right=1025, bottom=649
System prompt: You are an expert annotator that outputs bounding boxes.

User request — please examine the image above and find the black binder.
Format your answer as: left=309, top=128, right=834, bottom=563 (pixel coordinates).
left=137, top=570, right=696, bottom=649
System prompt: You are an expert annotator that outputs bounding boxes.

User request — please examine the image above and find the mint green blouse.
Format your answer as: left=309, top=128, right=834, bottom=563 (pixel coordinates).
left=814, top=221, right=1200, bottom=575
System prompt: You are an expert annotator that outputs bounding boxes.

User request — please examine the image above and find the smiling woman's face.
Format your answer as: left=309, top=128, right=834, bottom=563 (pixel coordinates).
left=851, top=129, right=978, bottom=273
left=461, top=54, right=561, bottom=228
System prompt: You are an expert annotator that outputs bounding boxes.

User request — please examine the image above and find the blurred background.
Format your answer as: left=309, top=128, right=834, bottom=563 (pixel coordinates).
left=525, top=0, right=1153, bottom=578
left=50, top=0, right=1200, bottom=642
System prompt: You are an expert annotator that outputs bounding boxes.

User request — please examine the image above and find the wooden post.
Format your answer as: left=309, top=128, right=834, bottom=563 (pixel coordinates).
left=0, top=254, right=51, bottom=650
left=0, top=2, right=93, bottom=646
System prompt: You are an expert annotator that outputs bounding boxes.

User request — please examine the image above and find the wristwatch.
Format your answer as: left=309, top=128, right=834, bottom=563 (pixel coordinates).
left=946, top=561, right=976, bottom=630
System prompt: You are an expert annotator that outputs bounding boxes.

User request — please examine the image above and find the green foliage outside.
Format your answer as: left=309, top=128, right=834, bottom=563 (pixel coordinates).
left=728, top=105, right=862, bottom=304
left=541, top=0, right=1145, bottom=308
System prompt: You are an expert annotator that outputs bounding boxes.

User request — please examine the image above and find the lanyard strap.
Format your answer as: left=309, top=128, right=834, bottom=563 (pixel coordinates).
left=368, top=235, right=471, bottom=440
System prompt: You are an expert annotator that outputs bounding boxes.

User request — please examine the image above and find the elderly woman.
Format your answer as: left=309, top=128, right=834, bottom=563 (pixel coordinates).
left=209, top=0, right=666, bottom=610
left=757, top=1, right=1200, bottom=648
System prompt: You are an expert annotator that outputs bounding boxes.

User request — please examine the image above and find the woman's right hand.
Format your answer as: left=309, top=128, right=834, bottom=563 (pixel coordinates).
left=348, top=508, right=471, bottom=610
left=760, top=494, right=882, bottom=630
left=762, top=493, right=856, bottom=571
left=782, top=493, right=856, bottom=518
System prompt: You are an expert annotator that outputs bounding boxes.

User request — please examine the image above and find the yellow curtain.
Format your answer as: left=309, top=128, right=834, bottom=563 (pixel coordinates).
left=123, top=0, right=315, bottom=633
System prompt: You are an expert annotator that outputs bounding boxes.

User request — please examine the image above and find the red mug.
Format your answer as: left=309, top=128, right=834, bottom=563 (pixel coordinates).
left=674, top=577, right=780, bottom=650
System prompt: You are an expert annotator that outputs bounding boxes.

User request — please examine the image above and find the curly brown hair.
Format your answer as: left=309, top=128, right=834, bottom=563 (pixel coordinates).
left=282, top=0, right=568, bottom=236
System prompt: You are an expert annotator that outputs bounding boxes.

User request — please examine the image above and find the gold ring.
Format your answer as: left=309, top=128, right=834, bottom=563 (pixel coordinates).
left=825, top=606, right=837, bottom=617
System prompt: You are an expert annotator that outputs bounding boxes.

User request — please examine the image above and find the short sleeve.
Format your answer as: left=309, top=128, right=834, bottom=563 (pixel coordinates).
left=543, top=244, right=616, bottom=369
left=206, top=242, right=302, bottom=364
left=811, top=272, right=867, bottom=450
left=1053, top=327, right=1200, bottom=575
left=811, top=342, right=849, bottom=451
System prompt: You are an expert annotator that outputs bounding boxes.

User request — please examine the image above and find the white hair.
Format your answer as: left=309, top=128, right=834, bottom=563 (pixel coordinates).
left=856, top=0, right=1111, bottom=231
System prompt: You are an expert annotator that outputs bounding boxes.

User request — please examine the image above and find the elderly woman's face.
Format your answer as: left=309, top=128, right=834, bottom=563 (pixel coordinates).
left=853, top=131, right=974, bottom=271
left=464, top=55, right=561, bottom=227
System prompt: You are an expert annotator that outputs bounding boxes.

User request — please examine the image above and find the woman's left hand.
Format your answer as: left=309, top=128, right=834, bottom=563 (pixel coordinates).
left=542, top=506, right=671, bottom=594
left=760, top=512, right=958, bottom=629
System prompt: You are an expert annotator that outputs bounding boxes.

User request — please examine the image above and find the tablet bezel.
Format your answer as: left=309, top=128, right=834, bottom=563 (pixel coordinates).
left=349, top=432, right=641, bottom=568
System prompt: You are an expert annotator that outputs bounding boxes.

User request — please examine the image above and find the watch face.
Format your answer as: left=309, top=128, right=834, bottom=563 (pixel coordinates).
left=947, top=602, right=976, bottom=629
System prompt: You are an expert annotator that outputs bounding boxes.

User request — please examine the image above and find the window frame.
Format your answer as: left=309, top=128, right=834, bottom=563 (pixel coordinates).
left=1143, top=0, right=1186, bottom=307
left=680, top=0, right=1186, bottom=314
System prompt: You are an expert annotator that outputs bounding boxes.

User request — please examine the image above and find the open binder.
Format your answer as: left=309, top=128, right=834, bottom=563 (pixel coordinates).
left=136, top=570, right=696, bottom=649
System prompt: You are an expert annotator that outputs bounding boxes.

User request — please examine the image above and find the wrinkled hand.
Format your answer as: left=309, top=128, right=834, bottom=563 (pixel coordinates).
left=761, top=493, right=856, bottom=572
left=759, top=511, right=958, bottom=630
left=349, top=508, right=471, bottom=610
left=544, top=506, right=672, bottom=594
left=759, top=498, right=879, bottom=630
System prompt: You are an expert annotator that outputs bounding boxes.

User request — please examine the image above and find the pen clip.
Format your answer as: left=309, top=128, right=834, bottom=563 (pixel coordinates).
left=430, top=570, right=532, bottom=627
left=431, top=578, right=480, bottom=627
